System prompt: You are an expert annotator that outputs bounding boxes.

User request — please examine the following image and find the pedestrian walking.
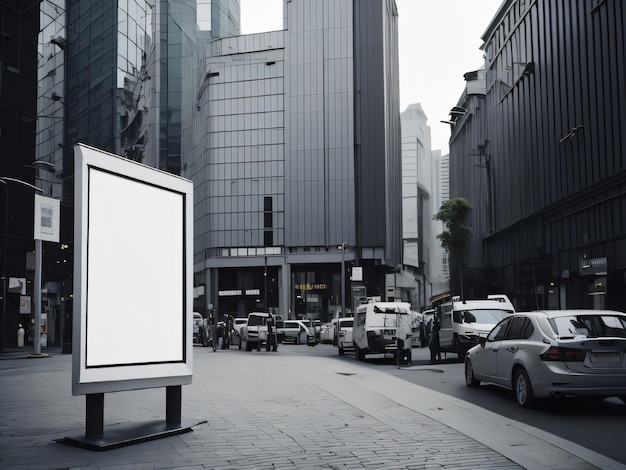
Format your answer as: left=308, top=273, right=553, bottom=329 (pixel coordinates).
left=428, top=312, right=441, bottom=363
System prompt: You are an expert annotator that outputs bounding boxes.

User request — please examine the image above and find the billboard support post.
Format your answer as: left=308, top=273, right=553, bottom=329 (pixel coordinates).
left=85, top=393, right=104, bottom=438
left=166, top=386, right=182, bottom=424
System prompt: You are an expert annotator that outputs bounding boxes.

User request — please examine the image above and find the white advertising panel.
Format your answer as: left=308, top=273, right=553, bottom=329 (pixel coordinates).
left=72, top=144, right=193, bottom=395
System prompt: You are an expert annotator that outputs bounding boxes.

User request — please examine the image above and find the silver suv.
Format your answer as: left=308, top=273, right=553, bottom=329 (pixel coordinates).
left=241, top=312, right=278, bottom=351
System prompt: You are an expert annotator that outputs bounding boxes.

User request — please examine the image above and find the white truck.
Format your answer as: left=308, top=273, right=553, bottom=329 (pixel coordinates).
left=352, top=301, right=413, bottom=362
left=435, top=294, right=515, bottom=359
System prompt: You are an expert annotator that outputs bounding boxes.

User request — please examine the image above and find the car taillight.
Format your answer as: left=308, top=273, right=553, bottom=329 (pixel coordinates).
left=540, top=346, right=586, bottom=362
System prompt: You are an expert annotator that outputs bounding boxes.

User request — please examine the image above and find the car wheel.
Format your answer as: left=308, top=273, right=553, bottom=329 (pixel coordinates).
left=514, top=368, right=537, bottom=408
left=465, top=358, right=480, bottom=387
left=356, top=346, right=365, bottom=361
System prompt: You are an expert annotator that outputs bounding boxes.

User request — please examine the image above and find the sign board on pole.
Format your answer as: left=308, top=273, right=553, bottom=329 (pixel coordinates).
left=34, top=195, right=60, bottom=242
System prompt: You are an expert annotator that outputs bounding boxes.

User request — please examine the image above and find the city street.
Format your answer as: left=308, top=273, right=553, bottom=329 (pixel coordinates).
left=0, top=343, right=622, bottom=469
left=318, top=343, right=626, bottom=466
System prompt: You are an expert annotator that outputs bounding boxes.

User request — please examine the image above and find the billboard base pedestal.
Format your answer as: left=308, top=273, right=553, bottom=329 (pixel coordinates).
left=57, top=417, right=207, bottom=451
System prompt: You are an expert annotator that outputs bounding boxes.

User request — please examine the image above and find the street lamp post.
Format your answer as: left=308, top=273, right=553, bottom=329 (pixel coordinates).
left=339, top=243, right=347, bottom=317
left=1, top=169, right=51, bottom=356
left=1, top=179, right=8, bottom=354
left=1, top=178, right=43, bottom=353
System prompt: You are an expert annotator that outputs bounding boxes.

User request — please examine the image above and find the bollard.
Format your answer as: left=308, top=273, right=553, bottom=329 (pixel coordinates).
left=17, top=324, right=25, bottom=348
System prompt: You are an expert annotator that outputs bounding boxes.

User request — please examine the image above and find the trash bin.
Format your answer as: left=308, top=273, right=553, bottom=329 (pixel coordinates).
left=17, top=325, right=25, bottom=348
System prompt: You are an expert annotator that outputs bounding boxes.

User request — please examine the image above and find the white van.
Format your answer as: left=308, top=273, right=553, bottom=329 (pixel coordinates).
left=352, top=301, right=413, bottom=361
left=436, top=294, right=515, bottom=359
left=241, top=312, right=278, bottom=351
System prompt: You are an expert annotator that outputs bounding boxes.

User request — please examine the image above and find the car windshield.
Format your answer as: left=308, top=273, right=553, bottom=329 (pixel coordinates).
left=548, top=314, right=626, bottom=338
left=373, top=306, right=409, bottom=315
left=248, top=315, right=267, bottom=326
left=462, top=309, right=512, bottom=324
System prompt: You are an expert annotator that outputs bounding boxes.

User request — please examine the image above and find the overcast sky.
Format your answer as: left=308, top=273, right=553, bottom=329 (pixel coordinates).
left=240, top=0, right=503, bottom=153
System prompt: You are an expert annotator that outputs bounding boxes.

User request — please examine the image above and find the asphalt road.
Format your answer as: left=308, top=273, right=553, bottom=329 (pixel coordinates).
left=311, top=343, right=626, bottom=466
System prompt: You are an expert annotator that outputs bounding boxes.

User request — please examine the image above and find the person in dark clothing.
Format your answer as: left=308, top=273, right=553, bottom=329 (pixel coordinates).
left=266, top=314, right=277, bottom=351
left=222, top=314, right=234, bottom=349
left=428, top=313, right=441, bottom=364
left=208, top=312, right=217, bottom=351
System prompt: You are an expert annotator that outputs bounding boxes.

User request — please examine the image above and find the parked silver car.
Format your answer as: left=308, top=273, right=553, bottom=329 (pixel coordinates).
left=464, top=309, right=626, bottom=408
left=282, top=320, right=311, bottom=344
left=335, top=317, right=354, bottom=355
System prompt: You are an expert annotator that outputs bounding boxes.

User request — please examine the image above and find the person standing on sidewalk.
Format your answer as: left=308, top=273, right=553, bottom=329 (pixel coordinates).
left=266, top=314, right=277, bottom=351
left=222, top=314, right=234, bottom=349
left=208, top=312, right=217, bottom=351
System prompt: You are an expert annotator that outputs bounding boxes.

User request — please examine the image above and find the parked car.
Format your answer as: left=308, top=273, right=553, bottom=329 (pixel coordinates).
left=193, top=312, right=209, bottom=347
left=230, top=317, right=247, bottom=347
left=464, top=309, right=626, bottom=408
left=274, top=315, right=285, bottom=343
left=233, top=317, right=248, bottom=335
left=335, top=317, right=354, bottom=355
left=312, top=320, right=322, bottom=339
left=282, top=320, right=311, bottom=344
left=320, top=321, right=336, bottom=344
left=241, top=312, right=278, bottom=351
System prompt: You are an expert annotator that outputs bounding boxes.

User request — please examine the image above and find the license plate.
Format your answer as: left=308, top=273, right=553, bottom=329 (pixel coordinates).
left=591, top=352, right=621, bottom=363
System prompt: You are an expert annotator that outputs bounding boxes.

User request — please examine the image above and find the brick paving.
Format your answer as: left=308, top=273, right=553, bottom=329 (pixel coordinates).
left=0, top=345, right=614, bottom=469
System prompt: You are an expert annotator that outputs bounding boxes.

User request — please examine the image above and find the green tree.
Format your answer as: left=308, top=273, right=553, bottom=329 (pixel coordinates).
left=434, top=198, right=472, bottom=298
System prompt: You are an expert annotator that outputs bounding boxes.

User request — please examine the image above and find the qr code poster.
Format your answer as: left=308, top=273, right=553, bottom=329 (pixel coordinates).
left=34, top=194, right=60, bottom=242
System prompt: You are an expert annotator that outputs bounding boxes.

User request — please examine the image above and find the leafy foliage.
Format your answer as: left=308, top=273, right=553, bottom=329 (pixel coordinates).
left=434, top=198, right=472, bottom=263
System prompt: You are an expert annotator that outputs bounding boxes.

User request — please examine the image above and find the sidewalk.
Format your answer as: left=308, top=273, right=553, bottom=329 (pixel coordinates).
left=0, top=345, right=621, bottom=469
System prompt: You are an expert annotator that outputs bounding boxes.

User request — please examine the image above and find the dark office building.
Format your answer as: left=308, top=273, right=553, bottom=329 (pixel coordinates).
left=448, top=0, right=625, bottom=311
left=0, top=0, right=40, bottom=349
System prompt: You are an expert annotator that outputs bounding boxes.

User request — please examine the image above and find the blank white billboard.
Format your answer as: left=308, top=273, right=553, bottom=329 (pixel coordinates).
left=73, top=144, right=193, bottom=395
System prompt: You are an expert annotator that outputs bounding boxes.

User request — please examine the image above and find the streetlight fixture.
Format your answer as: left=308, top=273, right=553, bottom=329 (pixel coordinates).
left=1, top=177, right=43, bottom=355
left=1, top=162, right=56, bottom=356
left=339, top=243, right=347, bottom=318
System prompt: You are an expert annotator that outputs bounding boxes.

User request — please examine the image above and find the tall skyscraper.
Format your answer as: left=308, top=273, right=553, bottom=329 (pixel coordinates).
left=191, top=0, right=403, bottom=319
left=32, top=0, right=242, bottom=347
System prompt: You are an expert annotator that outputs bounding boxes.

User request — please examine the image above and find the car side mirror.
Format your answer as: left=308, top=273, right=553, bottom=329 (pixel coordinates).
left=479, top=337, right=487, bottom=347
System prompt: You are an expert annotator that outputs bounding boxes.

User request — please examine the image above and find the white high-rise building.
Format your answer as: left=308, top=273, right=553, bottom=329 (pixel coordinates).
left=432, top=150, right=450, bottom=289
left=399, top=103, right=432, bottom=309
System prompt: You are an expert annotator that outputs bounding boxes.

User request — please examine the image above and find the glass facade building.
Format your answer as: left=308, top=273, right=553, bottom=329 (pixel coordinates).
left=191, top=0, right=403, bottom=320
left=31, top=0, right=241, bottom=347
left=30, top=0, right=403, bottom=332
